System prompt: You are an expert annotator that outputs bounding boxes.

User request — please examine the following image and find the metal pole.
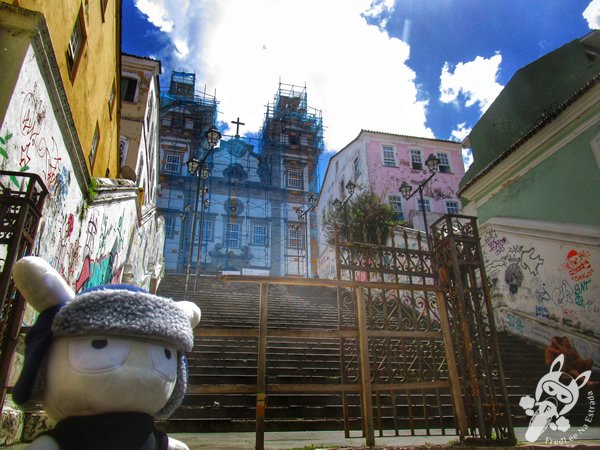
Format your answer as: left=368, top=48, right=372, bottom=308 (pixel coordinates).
left=418, top=187, right=431, bottom=250
left=304, top=218, right=309, bottom=277
left=194, top=186, right=207, bottom=291
left=184, top=173, right=201, bottom=299
left=256, top=283, right=268, bottom=450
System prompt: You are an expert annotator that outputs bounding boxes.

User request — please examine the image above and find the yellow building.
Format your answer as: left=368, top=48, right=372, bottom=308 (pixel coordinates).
left=0, top=0, right=121, bottom=178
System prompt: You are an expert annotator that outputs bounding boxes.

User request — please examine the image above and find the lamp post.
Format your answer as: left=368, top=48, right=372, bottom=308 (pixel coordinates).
left=184, top=126, right=221, bottom=298
left=399, top=153, right=440, bottom=250
left=294, top=194, right=318, bottom=277
left=332, top=180, right=356, bottom=240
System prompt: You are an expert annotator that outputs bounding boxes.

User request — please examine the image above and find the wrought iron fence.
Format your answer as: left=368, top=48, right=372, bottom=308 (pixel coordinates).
left=0, top=171, right=48, bottom=414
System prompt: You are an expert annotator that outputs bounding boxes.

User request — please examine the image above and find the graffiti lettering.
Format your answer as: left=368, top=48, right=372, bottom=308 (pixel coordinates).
left=535, top=305, right=548, bottom=318
left=552, top=280, right=574, bottom=306
left=484, top=229, right=507, bottom=255
left=574, top=279, right=591, bottom=307
left=562, top=308, right=579, bottom=324
left=535, top=284, right=551, bottom=304
left=19, top=87, right=62, bottom=188
left=505, top=312, right=525, bottom=334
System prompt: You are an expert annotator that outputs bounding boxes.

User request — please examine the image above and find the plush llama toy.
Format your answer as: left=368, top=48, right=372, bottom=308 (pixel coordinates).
left=11, top=256, right=201, bottom=450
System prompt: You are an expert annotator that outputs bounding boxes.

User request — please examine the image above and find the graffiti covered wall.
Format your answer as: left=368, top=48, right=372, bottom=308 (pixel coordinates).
left=0, top=44, right=155, bottom=296
left=480, top=218, right=600, bottom=364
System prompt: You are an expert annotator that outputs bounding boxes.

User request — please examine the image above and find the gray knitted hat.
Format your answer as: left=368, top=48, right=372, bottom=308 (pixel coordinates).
left=53, top=285, right=194, bottom=352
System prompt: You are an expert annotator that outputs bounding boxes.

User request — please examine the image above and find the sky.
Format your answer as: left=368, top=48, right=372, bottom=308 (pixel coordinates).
left=122, top=0, right=600, bottom=172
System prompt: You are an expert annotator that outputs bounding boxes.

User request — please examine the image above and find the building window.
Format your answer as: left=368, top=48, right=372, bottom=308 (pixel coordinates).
left=121, top=76, right=138, bottom=103
left=287, top=168, right=303, bottom=189
left=164, top=153, right=181, bottom=173
left=280, top=134, right=289, bottom=145
left=437, top=152, right=452, bottom=173
left=300, top=135, right=309, bottom=146
left=165, top=216, right=174, bottom=239
left=444, top=200, right=460, bottom=214
left=170, top=112, right=183, bottom=127
left=195, top=217, right=213, bottom=242
left=417, top=197, right=432, bottom=212
left=252, top=224, right=268, bottom=246
left=410, top=148, right=423, bottom=170
left=66, top=7, right=86, bottom=79
left=288, top=224, right=303, bottom=249
left=100, top=0, right=109, bottom=22
left=226, top=223, right=240, bottom=248
left=353, top=156, right=360, bottom=179
left=108, top=78, right=116, bottom=118
left=202, top=218, right=213, bottom=241
left=388, top=195, right=405, bottom=221
left=119, top=136, right=129, bottom=168
left=89, top=123, right=99, bottom=169
left=382, top=145, right=396, bottom=166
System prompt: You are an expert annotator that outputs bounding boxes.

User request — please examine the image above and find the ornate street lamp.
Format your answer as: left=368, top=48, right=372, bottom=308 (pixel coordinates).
left=184, top=126, right=221, bottom=298
left=399, top=153, right=440, bottom=249
left=294, top=193, right=319, bottom=277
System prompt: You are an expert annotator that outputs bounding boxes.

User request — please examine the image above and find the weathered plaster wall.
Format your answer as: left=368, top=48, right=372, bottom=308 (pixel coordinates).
left=0, top=45, right=140, bottom=294
left=364, top=137, right=464, bottom=214
left=475, top=125, right=600, bottom=227
left=480, top=218, right=600, bottom=364
left=8, top=0, right=121, bottom=178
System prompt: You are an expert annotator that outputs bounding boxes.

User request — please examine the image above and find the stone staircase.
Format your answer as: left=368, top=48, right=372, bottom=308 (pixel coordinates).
left=156, top=274, right=597, bottom=434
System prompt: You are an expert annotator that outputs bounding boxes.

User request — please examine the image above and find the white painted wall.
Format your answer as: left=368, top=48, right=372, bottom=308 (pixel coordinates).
left=480, top=217, right=600, bottom=364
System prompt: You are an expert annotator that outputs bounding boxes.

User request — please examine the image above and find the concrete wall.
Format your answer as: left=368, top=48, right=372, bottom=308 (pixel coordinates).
left=480, top=217, right=600, bottom=365
left=0, top=44, right=143, bottom=292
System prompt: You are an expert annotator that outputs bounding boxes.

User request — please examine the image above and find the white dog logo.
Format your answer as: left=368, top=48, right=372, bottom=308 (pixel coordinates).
left=519, top=354, right=591, bottom=442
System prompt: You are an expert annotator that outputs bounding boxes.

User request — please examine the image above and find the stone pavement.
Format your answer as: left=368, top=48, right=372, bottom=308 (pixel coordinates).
left=2, top=427, right=600, bottom=449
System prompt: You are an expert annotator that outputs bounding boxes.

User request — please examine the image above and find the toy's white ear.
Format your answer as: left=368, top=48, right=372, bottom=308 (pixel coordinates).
left=175, top=301, right=201, bottom=328
left=550, top=354, right=565, bottom=373
left=575, top=370, right=592, bottom=389
left=12, top=256, right=75, bottom=312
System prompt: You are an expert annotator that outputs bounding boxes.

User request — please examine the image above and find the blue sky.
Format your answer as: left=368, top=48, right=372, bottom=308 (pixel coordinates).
left=123, top=0, right=600, bottom=170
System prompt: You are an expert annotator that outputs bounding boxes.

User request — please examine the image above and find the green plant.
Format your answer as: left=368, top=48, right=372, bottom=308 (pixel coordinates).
left=324, top=189, right=399, bottom=244
left=87, top=177, right=99, bottom=202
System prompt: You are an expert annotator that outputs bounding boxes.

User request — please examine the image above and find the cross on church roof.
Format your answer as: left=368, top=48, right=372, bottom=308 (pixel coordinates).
left=231, top=117, right=245, bottom=138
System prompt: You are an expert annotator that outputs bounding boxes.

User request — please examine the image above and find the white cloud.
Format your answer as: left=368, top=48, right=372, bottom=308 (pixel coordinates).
left=462, top=147, right=474, bottom=171
left=134, top=0, right=174, bottom=32
left=133, top=0, right=433, bottom=150
left=439, top=54, right=504, bottom=114
left=583, top=0, right=600, bottom=29
left=450, top=122, right=471, bottom=142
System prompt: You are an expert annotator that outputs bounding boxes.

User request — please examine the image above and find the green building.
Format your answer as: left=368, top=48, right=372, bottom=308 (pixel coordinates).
left=460, top=31, right=600, bottom=367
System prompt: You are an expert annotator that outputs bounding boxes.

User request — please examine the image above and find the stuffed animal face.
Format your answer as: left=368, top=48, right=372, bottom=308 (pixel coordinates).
left=11, top=256, right=200, bottom=422
left=43, top=336, right=178, bottom=420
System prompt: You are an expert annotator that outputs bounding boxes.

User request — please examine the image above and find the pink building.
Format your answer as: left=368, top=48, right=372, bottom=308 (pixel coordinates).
left=317, top=130, right=464, bottom=278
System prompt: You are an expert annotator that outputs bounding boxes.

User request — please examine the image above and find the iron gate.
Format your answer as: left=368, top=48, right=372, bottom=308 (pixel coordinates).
left=0, top=171, right=48, bottom=414
left=335, top=215, right=514, bottom=445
